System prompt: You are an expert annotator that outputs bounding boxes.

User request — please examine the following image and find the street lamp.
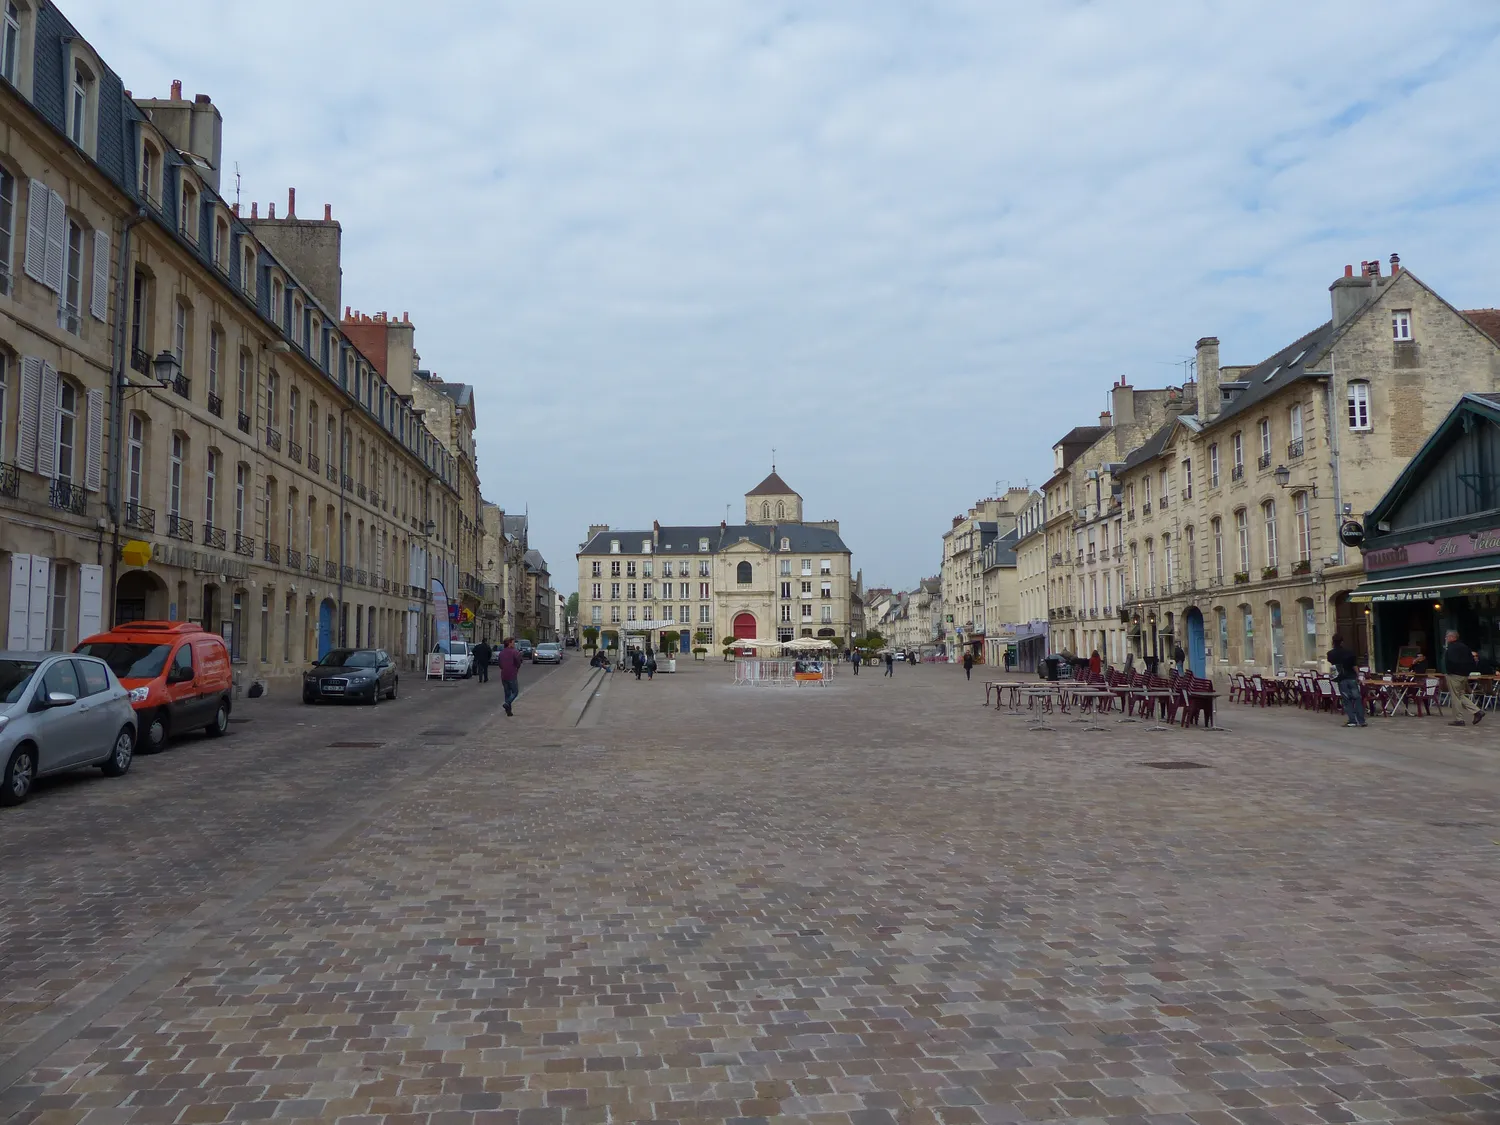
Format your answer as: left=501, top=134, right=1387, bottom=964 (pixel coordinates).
left=1273, top=465, right=1318, bottom=496
left=151, top=350, right=181, bottom=387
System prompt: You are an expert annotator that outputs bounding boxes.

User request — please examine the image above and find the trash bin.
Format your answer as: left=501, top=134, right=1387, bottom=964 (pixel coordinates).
left=1041, top=656, right=1060, bottom=681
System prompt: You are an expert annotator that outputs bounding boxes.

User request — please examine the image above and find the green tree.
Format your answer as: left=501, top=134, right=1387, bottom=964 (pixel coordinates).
left=660, top=630, right=681, bottom=655
left=565, top=592, right=579, bottom=617
left=582, top=626, right=600, bottom=651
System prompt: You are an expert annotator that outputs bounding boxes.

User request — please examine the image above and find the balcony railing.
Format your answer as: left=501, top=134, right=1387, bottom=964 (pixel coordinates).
left=1288, top=438, right=1304, bottom=459
left=1051, top=553, right=1062, bottom=565
left=1142, top=502, right=1152, bottom=515
left=356, top=483, right=367, bottom=500
left=306, top=555, right=320, bottom=575
left=342, top=473, right=354, bottom=491
left=1113, top=546, right=1124, bottom=559
left=354, top=568, right=368, bottom=585
left=130, top=347, right=151, bottom=376
left=167, top=514, right=194, bottom=542
left=207, top=392, right=223, bottom=418
left=0, top=462, right=18, bottom=498
left=170, top=374, right=191, bottom=400
left=1158, top=495, right=1168, bottom=510
left=325, top=561, right=338, bottom=579
left=1257, top=453, right=1272, bottom=470
left=237, top=411, right=251, bottom=435
left=1127, top=509, right=1136, bottom=521
left=1182, top=489, right=1192, bottom=502
left=381, top=578, right=390, bottom=593
left=307, top=452, right=320, bottom=473
left=288, top=441, right=302, bottom=464
left=202, top=524, right=227, bottom=550
left=369, top=490, right=381, bottom=508
left=265, top=426, right=282, bottom=452
left=264, top=542, right=280, bottom=565
left=327, top=464, right=338, bottom=484
left=286, top=548, right=302, bottom=570
left=1231, top=464, right=1244, bottom=481
left=233, top=532, right=255, bottom=557
left=342, top=565, right=354, bottom=583
left=49, top=479, right=87, bottom=515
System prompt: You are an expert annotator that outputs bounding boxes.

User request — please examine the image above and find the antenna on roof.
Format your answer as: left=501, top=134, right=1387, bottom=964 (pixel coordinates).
left=234, top=162, right=241, bottom=208
left=771, top=446, right=776, bottom=472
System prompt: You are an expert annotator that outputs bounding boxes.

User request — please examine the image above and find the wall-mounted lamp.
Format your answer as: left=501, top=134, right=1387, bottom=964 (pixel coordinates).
left=1272, top=465, right=1319, bottom=496
left=151, top=350, right=181, bottom=387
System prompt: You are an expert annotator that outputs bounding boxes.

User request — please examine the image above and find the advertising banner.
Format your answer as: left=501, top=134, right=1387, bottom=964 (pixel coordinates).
left=430, top=579, right=451, bottom=646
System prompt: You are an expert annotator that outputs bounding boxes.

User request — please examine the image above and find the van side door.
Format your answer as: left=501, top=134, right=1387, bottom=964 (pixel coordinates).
left=164, top=643, right=201, bottom=728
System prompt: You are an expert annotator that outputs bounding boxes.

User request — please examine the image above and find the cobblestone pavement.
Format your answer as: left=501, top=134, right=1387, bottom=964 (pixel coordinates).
left=4, top=659, right=1499, bottom=1124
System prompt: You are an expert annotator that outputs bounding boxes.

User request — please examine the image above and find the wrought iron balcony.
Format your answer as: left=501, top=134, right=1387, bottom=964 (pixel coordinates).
left=0, top=462, right=18, bottom=498
left=288, top=441, right=302, bottom=464
left=1231, top=464, right=1244, bottom=481
left=369, top=490, right=380, bottom=508
left=307, top=452, right=320, bottom=473
left=1142, top=502, right=1152, bottom=515
left=1127, top=509, right=1136, bottom=521
left=237, top=411, right=251, bottom=434
left=1288, top=438, right=1304, bottom=459
left=327, top=464, right=338, bottom=484
left=1257, top=453, right=1272, bottom=470
left=264, top=542, right=280, bottom=565
left=356, top=483, right=367, bottom=500
left=380, top=578, right=390, bottom=593
left=233, top=532, right=255, bottom=557
left=167, top=514, right=194, bottom=541
left=130, top=348, right=151, bottom=376
left=202, top=524, right=227, bottom=550
left=1113, top=545, right=1124, bottom=559
left=324, top=560, right=338, bottom=579
left=1158, top=495, right=1168, bottom=510
left=342, top=473, right=354, bottom=491
left=286, top=548, right=302, bottom=570
left=342, top=565, right=354, bottom=583
left=265, top=426, right=282, bottom=452
left=171, top=374, right=190, bottom=399
left=354, top=568, right=368, bottom=585
left=306, top=554, right=319, bottom=575
left=207, top=392, right=223, bottom=418
left=48, top=479, right=86, bottom=515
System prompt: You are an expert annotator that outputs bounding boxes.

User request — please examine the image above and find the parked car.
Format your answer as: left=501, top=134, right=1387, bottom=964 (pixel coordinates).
left=431, top=639, right=475, bottom=678
left=533, top=642, right=563, bottom=665
left=1, top=651, right=138, bottom=807
left=303, top=649, right=398, bottom=704
left=517, top=639, right=535, bottom=662
left=76, top=622, right=233, bottom=752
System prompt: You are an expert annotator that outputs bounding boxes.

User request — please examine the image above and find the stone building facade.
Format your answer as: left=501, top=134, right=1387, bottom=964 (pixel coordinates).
left=0, top=8, right=469, bottom=687
left=576, top=472, right=855, bottom=651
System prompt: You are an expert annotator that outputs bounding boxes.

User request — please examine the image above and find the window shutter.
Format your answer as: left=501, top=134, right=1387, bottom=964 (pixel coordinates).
left=35, top=362, right=59, bottom=478
left=78, top=564, right=104, bottom=641
left=90, top=229, right=110, bottom=320
left=6, top=554, right=31, bottom=650
left=43, top=188, right=67, bottom=294
left=16, top=356, right=41, bottom=472
left=24, top=180, right=48, bottom=282
left=27, top=555, right=50, bottom=651
left=84, top=387, right=104, bottom=491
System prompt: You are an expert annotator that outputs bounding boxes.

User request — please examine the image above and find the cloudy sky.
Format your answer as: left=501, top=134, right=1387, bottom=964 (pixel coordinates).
left=72, top=0, right=1500, bottom=592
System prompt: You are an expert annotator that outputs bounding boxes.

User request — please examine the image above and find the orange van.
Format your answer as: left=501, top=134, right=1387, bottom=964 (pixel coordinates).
left=75, top=622, right=234, bottom=752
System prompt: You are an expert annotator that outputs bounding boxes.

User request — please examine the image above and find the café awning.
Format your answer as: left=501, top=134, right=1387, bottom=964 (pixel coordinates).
left=1347, top=565, right=1500, bottom=603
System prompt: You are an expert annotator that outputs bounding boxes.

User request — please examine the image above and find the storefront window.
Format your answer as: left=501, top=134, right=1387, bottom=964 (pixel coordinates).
left=1242, top=607, right=1255, bottom=663
left=1269, top=602, right=1285, bottom=672
left=1217, top=608, right=1228, bottom=660
left=1301, top=600, right=1317, bottom=660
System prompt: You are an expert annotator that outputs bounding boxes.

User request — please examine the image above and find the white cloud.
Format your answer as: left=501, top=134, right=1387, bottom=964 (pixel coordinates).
left=67, top=0, right=1500, bottom=589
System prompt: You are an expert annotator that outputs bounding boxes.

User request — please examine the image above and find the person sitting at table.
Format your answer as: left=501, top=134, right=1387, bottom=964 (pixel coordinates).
left=1409, top=651, right=1429, bottom=675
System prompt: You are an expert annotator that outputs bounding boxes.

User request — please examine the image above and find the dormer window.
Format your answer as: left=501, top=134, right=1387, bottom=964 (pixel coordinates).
left=240, top=244, right=255, bottom=297
left=67, top=57, right=96, bottom=153
left=2, top=3, right=23, bottom=87
left=270, top=276, right=283, bottom=326
left=291, top=296, right=303, bottom=344
left=1392, top=309, right=1412, bottom=341
left=140, top=139, right=160, bottom=205
left=179, top=179, right=198, bottom=242
left=641, top=539, right=652, bottom=554
left=780, top=537, right=790, bottom=551
left=610, top=539, right=620, bottom=554
left=213, top=214, right=228, bottom=270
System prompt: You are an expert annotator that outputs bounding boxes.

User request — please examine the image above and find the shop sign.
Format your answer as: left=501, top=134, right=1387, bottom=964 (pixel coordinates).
left=1365, top=527, right=1500, bottom=571
left=151, top=542, right=250, bottom=579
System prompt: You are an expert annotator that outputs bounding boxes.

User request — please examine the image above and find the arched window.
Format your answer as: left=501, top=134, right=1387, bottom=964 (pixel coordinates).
left=1211, top=517, right=1224, bottom=578
left=1262, top=499, right=1278, bottom=569
left=761, top=501, right=770, bottom=519
left=776, top=500, right=785, bottom=518
left=1234, top=508, right=1250, bottom=574
left=736, top=561, right=752, bottom=584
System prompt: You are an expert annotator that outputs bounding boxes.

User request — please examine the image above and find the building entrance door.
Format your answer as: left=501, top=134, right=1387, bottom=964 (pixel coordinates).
left=318, top=599, right=335, bottom=660
left=1185, top=607, right=1206, bottom=677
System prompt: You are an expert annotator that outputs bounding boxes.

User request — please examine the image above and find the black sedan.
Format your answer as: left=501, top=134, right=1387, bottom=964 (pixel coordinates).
left=303, top=649, right=399, bottom=705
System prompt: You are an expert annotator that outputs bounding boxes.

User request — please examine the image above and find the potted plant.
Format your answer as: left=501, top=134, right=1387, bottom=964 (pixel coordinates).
left=1261, top=565, right=1279, bottom=580
left=1233, top=571, right=1251, bottom=584
left=1292, top=559, right=1312, bottom=575
left=692, top=645, right=708, bottom=660
left=581, top=626, right=600, bottom=653
left=659, top=630, right=680, bottom=672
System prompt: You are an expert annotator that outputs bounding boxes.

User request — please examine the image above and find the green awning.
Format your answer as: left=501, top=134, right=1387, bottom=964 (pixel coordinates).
left=1348, top=565, right=1500, bottom=603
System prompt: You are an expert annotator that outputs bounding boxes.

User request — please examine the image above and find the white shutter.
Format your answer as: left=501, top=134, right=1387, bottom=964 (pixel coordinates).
left=27, top=555, right=50, bottom=651
left=35, top=362, right=59, bottom=479
left=90, top=229, right=110, bottom=320
left=23, top=180, right=48, bottom=282
left=16, top=356, right=41, bottom=472
left=78, top=564, right=103, bottom=641
left=84, top=387, right=104, bottom=491
left=43, top=188, right=67, bottom=294
left=6, top=554, right=31, bottom=650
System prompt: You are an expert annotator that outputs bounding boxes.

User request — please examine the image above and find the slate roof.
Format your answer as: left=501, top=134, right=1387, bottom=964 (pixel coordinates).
left=523, top=549, right=548, bottom=573
left=1203, top=321, right=1336, bottom=430
left=1121, top=419, right=1178, bottom=471
left=746, top=471, right=800, bottom=497
left=577, top=523, right=849, bottom=556
left=502, top=514, right=528, bottom=541
left=431, top=382, right=474, bottom=409
left=983, top=528, right=1021, bottom=569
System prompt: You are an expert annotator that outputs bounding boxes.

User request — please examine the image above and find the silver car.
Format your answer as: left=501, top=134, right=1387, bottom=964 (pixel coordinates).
left=1, top=651, right=138, bottom=807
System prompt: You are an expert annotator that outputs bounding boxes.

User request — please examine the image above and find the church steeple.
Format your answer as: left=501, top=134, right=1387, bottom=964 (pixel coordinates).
left=745, top=470, right=802, bottom=524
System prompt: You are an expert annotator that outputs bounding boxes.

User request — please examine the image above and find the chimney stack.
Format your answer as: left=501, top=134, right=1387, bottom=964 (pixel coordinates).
left=1195, top=336, right=1221, bottom=419
left=170, top=79, right=182, bottom=100
left=1332, top=262, right=1382, bottom=327
left=1110, top=381, right=1137, bottom=427
left=268, top=202, right=275, bottom=219
left=1389, top=252, right=1400, bottom=274
left=250, top=202, right=258, bottom=219
left=324, top=203, right=332, bottom=221
left=287, top=187, right=296, bottom=219
left=1099, top=410, right=1113, bottom=428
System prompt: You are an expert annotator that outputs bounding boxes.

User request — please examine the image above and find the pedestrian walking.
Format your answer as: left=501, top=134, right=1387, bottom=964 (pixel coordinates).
left=1172, top=643, right=1186, bottom=674
left=962, top=651, right=974, bottom=681
left=473, top=639, right=492, bottom=683
left=852, top=650, right=862, bottom=675
left=633, top=649, right=644, bottom=680
left=1327, top=633, right=1365, bottom=728
left=1442, top=629, right=1484, bottom=726
left=497, top=637, right=524, bottom=717
left=1089, top=649, right=1102, bottom=678
left=645, top=649, right=657, bottom=680
left=884, top=652, right=894, bottom=676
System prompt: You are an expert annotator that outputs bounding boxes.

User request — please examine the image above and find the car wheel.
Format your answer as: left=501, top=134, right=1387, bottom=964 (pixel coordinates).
left=387, top=678, right=398, bottom=701
left=2, top=744, right=37, bottom=806
left=140, top=709, right=170, bottom=753
left=204, top=700, right=230, bottom=737
left=368, top=685, right=380, bottom=706
left=100, top=727, right=135, bottom=777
